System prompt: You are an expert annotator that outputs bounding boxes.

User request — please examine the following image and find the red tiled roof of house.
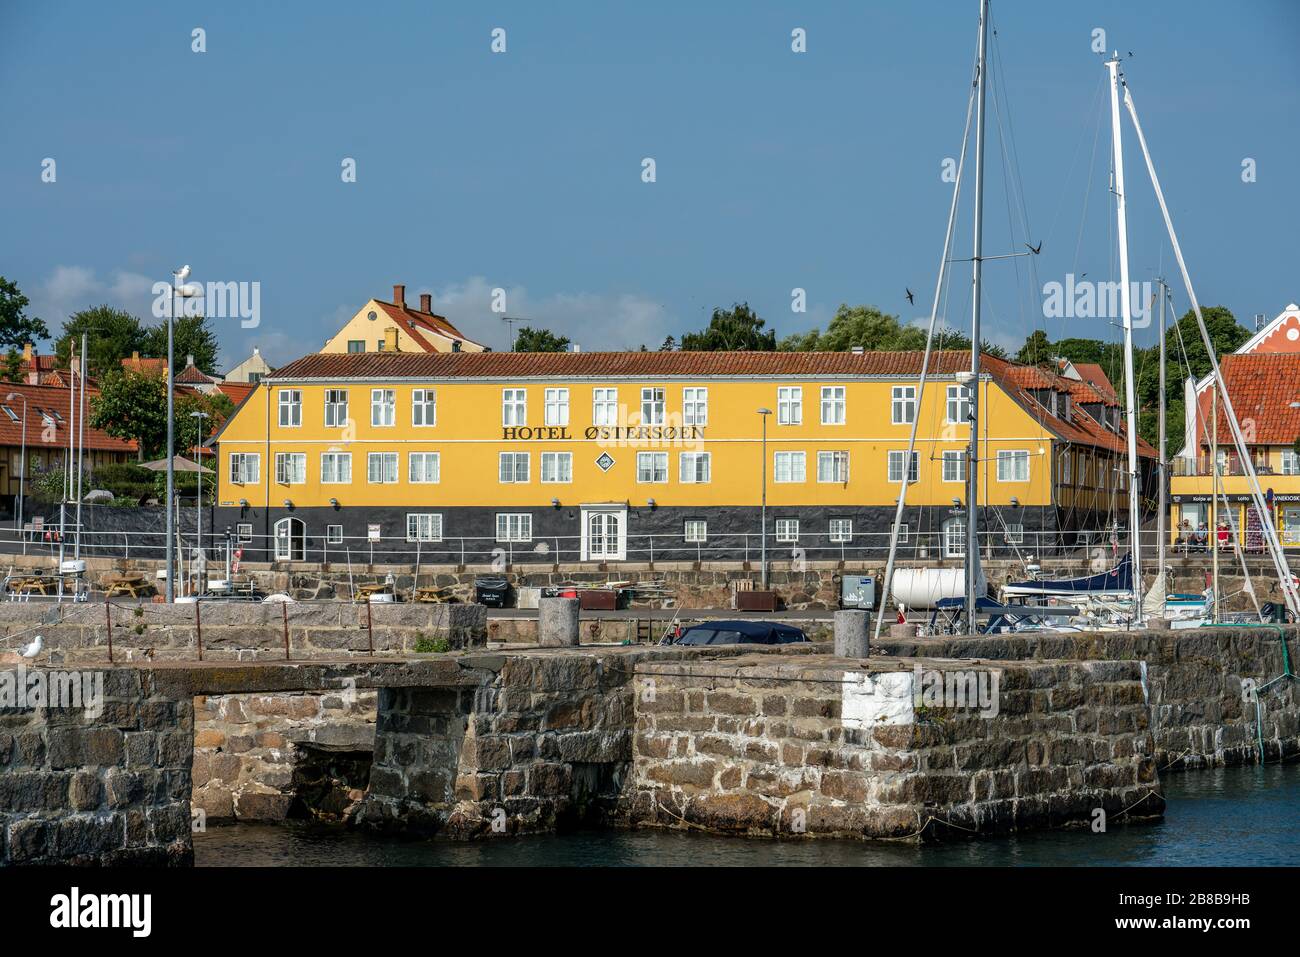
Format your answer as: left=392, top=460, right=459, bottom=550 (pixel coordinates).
left=372, top=298, right=486, bottom=352
left=176, top=363, right=220, bottom=385
left=1202, top=353, right=1300, bottom=446
left=121, top=355, right=167, bottom=375
left=1071, top=363, right=1118, bottom=404
left=267, top=349, right=1151, bottom=456
left=0, top=383, right=137, bottom=453
left=217, top=381, right=256, bottom=405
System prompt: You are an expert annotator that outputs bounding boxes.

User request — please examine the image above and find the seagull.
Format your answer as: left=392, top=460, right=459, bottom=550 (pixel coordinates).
left=16, top=635, right=42, bottom=659
left=905, top=288, right=915, bottom=305
left=1025, top=240, right=1042, bottom=255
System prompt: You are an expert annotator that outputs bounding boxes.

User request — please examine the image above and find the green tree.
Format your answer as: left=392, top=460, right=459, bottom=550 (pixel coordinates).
left=143, top=313, right=220, bottom=373
left=89, top=371, right=172, bottom=460
left=2, top=349, right=23, bottom=383
left=1015, top=330, right=1053, bottom=365
left=659, top=335, right=677, bottom=351
left=680, top=303, right=776, bottom=351
left=512, top=326, right=571, bottom=353
left=0, top=277, right=50, bottom=348
left=55, top=306, right=148, bottom=377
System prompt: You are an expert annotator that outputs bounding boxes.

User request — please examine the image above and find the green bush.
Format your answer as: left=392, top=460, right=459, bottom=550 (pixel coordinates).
left=413, top=635, right=451, bottom=654
left=90, top=463, right=154, bottom=503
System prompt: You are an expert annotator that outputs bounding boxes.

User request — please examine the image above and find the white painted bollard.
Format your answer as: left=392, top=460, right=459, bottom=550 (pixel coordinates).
left=834, top=610, right=871, bottom=658
left=538, top=597, right=580, bottom=646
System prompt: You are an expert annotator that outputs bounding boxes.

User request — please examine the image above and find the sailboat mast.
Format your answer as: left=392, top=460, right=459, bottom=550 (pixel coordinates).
left=1106, top=53, right=1144, bottom=625
left=1157, top=279, right=1167, bottom=590
left=963, top=0, right=989, bottom=633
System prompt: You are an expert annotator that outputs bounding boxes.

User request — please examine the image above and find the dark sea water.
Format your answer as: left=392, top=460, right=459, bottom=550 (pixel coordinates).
left=194, top=762, right=1300, bottom=867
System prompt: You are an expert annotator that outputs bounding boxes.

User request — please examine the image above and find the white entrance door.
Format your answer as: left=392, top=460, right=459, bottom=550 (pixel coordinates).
left=582, top=507, right=627, bottom=561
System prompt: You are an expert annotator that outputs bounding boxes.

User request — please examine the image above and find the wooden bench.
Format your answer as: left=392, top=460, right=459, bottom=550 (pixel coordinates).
left=414, top=586, right=459, bottom=604
left=104, top=573, right=150, bottom=598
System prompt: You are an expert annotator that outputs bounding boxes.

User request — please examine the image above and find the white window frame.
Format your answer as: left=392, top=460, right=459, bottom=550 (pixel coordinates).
left=887, top=450, right=919, bottom=484
left=942, top=517, right=966, bottom=558
left=637, top=451, right=668, bottom=483
left=412, top=388, right=436, bottom=427
left=682, top=387, right=708, bottom=427
left=274, top=452, right=306, bottom=485
left=236, top=523, right=253, bottom=543
left=496, top=513, right=533, bottom=543
left=828, top=518, right=853, bottom=543
left=641, top=387, right=666, bottom=426
left=946, top=384, right=970, bottom=425
left=498, top=451, right=530, bottom=483
left=683, top=519, right=708, bottom=543
left=367, top=452, right=399, bottom=484
left=592, top=388, right=618, bottom=427
left=406, top=513, right=444, bottom=543
left=775, top=518, right=799, bottom=543
left=773, top=451, right=806, bottom=483
left=891, top=386, right=916, bottom=425
left=540, top=451, right=573, bottom=484
left=679, top=451, right=711, bottom=484
left=817, top=450, right=849, bottom=483
left=370, top=388, right=395, bottom=427
left=229, top=452, right=259, bottom=485
left=997, top=449, right=1031, bottom=483
left=502, top=388, right=527, bottom=427
left=320, top=452, right=351, bottom=484
left=326, top=524, right=343, bottom=545
left=891, top=522, right=909, bottom=544
left=1061, top=451, right=1073, bottom=484
left=324, top=389, right=348, bottom=428
left=544, top=388, right=569, bottom=427
left=820, top=386, right=846, bottom=425
left=278, top=389, right=301, bottom=428
left=942, top=450, right=965, bottom=483
left=777, top=386, right=802, bottom=425
left=1004, top=523, right=1025, bottom=545
left=1282, top=449, right=1300, bottom=476
left=273, top=517, right=306, bottom=561
left=408, top=451, right=441, bottom=484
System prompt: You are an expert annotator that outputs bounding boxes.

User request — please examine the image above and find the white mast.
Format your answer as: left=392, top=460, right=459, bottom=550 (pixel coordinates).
left=1106, top=53, right=1144, bottom=625
left=963, top=0, right=989, bottom=633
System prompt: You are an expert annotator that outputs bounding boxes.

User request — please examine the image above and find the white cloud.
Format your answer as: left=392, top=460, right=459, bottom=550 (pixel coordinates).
left=30, top=265, right=160, bottom=333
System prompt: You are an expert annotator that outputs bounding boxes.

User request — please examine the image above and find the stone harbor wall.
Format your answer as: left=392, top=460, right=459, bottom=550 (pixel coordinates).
left=620, top=656, right=1161, bottom=839
left=878, top=626, right=1300, bottom=768
left=0, top=668, right=193, bottom=866
left=2, top=600, right=486, bottom=665
left=191, top=689, right=378, bottom=823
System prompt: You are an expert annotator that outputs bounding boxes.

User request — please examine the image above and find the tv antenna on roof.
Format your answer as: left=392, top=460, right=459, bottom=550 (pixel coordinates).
left=501, top=316, right=527, bottom=352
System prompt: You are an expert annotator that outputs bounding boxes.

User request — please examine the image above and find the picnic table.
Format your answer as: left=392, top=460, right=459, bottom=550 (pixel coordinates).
left=414, top=586, right=459, bottom=604
left=7, top=575, right=53, bottom=596
left=104, top=573, right=151, bottom=598
left=354, top=582, right=393, bottom=602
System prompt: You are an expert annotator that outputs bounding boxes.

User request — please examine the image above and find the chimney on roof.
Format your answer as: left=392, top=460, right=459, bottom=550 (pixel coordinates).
left=22, top=343, right=31, bottom=363
left=131, top=351, right=139, bottom=362
left=383, top=327, right=399, bottom=352
left=186, top=354, right=195, bottom=367
left=419, top=293, right=432, bottom=313
left=393, top=284, right=406, bottom=306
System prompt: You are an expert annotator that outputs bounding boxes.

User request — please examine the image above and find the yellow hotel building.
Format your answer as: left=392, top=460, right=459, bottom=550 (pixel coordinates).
left=211, top=350, right=1154, bottom=564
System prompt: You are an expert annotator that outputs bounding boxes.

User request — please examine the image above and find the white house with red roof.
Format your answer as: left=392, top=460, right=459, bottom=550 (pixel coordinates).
left=320, top=284, right=488, bottom=355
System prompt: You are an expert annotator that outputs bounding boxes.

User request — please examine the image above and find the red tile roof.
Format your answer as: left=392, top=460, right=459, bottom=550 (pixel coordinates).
left=0, top=383, right=137, bottom=453
left=1071, top=363, right=1118, bottom=404
left=217, top=381, right=256, bottom=405
left=176, top=363, right=220, bottom=385
left=1202, top=353, right=1300, bottom=446
left=267, top=350, right=1150, bottom=456
left=372, top=298, right=486, bottom=351
left=121, top=355, right=167, bottom=375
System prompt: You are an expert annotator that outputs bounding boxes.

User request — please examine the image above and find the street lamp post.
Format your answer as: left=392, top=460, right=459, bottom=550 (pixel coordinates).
left=165, top=266, right=201, bottom=602
left=757, top=408, right=772, bottom=589
left=6, top=393, right=26, bottom=556
left=190, top=410, right=209, bottom=596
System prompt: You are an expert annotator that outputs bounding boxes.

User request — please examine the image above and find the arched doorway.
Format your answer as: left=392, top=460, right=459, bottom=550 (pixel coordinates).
left=274, top=516, right=306, bottom=561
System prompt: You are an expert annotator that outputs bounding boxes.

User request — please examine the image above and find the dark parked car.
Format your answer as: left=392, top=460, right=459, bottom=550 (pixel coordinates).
left=665, top=619, right=809, bottom=646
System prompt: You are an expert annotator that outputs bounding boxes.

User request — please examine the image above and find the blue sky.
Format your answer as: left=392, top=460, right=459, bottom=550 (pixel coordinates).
left=2, top=0, right=1297, bottom=369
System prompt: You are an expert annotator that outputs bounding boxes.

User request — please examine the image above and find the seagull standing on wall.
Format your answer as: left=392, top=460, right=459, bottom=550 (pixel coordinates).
left=16, top=635, right=42, bottom=659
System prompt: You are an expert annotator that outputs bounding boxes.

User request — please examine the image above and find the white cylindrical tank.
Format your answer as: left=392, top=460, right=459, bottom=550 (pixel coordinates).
left=890, top=567, right=987, bottom=609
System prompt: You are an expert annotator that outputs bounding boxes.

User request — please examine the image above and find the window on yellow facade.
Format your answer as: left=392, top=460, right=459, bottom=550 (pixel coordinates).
left=274, top=452, right=306, bottom=484
left=941, top=450, right=965, bottom=483
left=406, top=513, right=443, bottom=542
left=543, top=388, right=569, bottom=427
left=997, top=450, right=1030, bottom=482
left=817, top=451, right=849, bottom=483
left=946, top=385, right=971, bottom=424
left=777, top=387, right=802, bottom=425
left=229, top=453, right=259, bottom=484
left=409, top=452, right=440, bottom=483
left=637, top=452, right=668, bottom=483
left=496, top=513, right=532, bottom=542
left=499, top=452, right=529, bottom=483
left=371, top=389, right=395, bottom=427
left=679, top=452, right=710, bottom=484
left=773, top=451, right=805, bottom=483
left=324, top=389, right=348, bottom=428
left=346, top=340, right=364, bottom=353
left=821, top=386, right=845, bottom=425
left=592, top=388, right=618, bottom=426
left=682, top=388, right=708, bottom=427
left=321, top=452, right=351, bottom=484
left=278, top=389, right=301, bottom=427
left=887, top=450, right=918, bottom=483
left=367, top=452, right=398, bottom=484
left=502, top=389, right=527, bottom=426
left=891, top=386, right=916, bottom=425
left=412, top=389, right=436, bottom=427
left=641, top=388, right=665, bottom=426
left=540, top=451, right=572, bottom=483
left=1283, top=449, right=1300, bottom=475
